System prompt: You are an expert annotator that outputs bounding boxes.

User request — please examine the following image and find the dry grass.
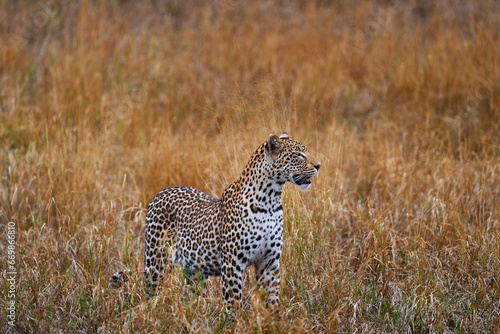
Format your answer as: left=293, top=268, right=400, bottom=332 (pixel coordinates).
left=1, top=0, right=500, bottom=332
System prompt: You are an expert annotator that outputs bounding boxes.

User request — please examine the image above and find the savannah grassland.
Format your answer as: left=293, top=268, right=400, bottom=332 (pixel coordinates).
left=1, top=0, right=500, bottom=332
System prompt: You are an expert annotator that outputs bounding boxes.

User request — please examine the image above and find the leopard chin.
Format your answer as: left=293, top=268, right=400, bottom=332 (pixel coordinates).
left=293, top=174, right=313, bottom=190
left=297, top=182, right=312, bottom=190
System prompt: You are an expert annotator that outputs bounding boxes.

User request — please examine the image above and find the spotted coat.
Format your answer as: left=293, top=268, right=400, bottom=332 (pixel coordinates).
left=143, top=132, right=321, bottom=310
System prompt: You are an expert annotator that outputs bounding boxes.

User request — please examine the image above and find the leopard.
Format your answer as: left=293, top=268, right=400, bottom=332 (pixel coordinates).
left=142, top=132, right=321, bottom=312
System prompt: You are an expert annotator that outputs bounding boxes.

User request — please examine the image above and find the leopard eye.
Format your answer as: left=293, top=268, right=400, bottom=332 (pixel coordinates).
left=294, top=151, right=307, bottom=160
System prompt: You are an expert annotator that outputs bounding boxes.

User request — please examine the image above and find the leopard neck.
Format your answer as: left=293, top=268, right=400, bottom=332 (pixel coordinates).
left=227, top=143, right=285, bottom=206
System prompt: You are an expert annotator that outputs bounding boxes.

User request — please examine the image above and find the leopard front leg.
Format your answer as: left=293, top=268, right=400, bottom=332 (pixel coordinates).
left=221, top=252, right=244, bottom=314
left=256, top=255, right=281, bottom=311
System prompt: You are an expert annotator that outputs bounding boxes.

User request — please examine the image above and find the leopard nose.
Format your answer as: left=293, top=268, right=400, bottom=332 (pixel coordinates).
left=314, top=163, right=321, bottom=171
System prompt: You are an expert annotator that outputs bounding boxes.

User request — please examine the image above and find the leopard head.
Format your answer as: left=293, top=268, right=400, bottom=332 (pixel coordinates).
left=265, top=132, right=321, bottom=190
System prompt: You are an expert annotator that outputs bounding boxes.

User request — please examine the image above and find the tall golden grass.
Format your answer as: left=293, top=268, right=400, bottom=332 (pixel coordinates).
left=1, top=0, right=499, bottom=332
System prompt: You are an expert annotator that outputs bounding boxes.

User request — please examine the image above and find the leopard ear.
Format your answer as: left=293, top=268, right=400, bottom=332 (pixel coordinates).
left=279, top=132, right=289, bottom=140
left=267, top=134, right=283, bottom=156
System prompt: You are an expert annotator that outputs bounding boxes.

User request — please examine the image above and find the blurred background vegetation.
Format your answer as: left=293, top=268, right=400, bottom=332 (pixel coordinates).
left=1, top=0, right=499, bottom=332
